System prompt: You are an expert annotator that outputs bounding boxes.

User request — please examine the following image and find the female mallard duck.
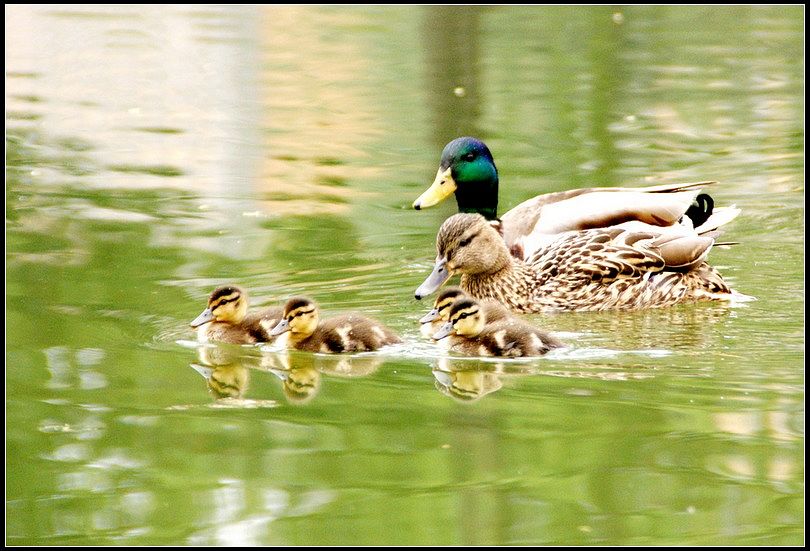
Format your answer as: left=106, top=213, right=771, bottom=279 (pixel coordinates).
left=419, top=285, right=511, bottom=339
left=269, top=297, right=401, bottom=353
left=415, top=213, right=745, bottom=312
left=413, top=137, right=740, bottom=259
left=190, top=285, right=282, bottom=344
left=433, top=298, right=562, bottom=357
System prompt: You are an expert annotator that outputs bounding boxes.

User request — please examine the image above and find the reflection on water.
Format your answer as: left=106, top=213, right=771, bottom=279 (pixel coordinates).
left=6, top=4, right=803, bottom=546
left=188, top=342, right=388, bottom=405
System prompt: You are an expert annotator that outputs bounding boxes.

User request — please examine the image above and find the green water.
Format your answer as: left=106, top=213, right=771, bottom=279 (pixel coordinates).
left=6, top=5, right=804, bottom=545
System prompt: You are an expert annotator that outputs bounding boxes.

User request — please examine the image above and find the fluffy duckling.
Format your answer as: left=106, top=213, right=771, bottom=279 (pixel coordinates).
left=419, top=286, right=511, bottom=339
left=270, top=297, right=401, bottom=353
left=190, top=285, right=282, bottom=344
left=415, top=213, right=745, bottom=312
left=433, top=298, right=562, bottom=357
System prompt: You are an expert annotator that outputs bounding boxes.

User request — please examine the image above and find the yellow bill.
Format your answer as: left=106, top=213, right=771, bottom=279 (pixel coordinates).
left=413, top=167, right=456, bottom=210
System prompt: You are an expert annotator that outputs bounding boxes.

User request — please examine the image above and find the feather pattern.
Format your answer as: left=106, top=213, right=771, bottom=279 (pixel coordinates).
left=421, top=213, right=741, bottom=313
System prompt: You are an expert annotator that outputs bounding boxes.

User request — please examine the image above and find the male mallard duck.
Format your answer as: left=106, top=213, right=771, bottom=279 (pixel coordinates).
left=190, top=285, right=282, bottom=344
left=415, top=213, right=745, bottom=312
left=433, top=298, right=562, bottom=357
left=269, top=297, right=401, bottom=353
left=413, top=137, right=740, bottom=259
left=419, top=285, right=511, bottom=339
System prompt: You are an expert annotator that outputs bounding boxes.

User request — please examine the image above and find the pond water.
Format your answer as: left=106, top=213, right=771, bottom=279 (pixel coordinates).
left=6, top=5, right=804, bottom=545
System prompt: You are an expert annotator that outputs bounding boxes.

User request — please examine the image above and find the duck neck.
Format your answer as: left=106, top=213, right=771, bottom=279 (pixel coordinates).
left=460, top=259, right=537, bottom=313
left=455, top=176, right=499, bottom=220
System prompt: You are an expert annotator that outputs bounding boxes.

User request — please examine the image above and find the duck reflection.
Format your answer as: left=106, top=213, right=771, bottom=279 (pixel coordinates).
left=259, top=349, right=385, bottom=405
left=190, top=361, right=250, bottom=400
left=190, top=342, right=254, bottom=399
left=432, top=357, right=537, bottom=402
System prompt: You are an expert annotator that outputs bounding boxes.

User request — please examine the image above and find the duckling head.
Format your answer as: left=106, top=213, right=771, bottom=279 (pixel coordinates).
left=420, top=286, right=466, bottom=324
left=270, top=297, right=320, bottom=340
left=432, top=298, right=486, bottom=340
left=412, top=137, right=499, bottom=220
left=190, top=285, right=248, bottom=327
left=415, top=213, right=511, bottom=299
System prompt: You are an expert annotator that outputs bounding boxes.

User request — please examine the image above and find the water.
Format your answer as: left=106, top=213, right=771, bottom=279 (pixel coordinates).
left=6, top=5, right=804, bottom=545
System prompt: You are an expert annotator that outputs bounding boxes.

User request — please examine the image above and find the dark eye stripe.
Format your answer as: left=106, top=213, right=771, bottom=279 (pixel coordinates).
left=212, top=296, right=240, bottom=308
left=458, top=232, right=477, bottom=248
left=288, top=308, right=315, bottom=319
left=452, top=309, right=478, bottom=322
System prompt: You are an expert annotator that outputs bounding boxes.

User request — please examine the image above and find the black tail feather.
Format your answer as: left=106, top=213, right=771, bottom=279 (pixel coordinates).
left=684, top=193, right=714, bottom=227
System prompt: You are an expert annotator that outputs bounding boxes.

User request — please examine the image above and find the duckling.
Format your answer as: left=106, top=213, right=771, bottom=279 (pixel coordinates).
left=413, top=137, right=740, bottom=259
left=269, top=297, right=401, bottom=353
left=415, top=212, right=746, bottom=312
left=190, top=285, right=282, bottom=344
left=433, top=298, right=562, bottom=357
left=419, top=286, right=511, bottom=339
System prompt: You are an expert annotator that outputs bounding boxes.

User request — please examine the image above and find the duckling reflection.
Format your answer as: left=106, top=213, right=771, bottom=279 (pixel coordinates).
left=432, top=356, right=544, bottom=402
left=190, top=361, right=250, bottom=400
left=433, top=365, right=502, bottom=402
left=260, top=349, right=386, bottom=405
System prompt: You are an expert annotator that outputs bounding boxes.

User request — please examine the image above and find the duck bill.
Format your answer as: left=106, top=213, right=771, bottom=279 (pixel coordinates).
left=190, top=308, right=214, bottom=328
left=412, top=167, right=456, bottom=210
left=432, top=321, right=455, bottom=340
left=269, top=319, right=290, bottom=337
left=419, top=308, right=440, bottom=324
left=414, top=258, right=451, bottom=300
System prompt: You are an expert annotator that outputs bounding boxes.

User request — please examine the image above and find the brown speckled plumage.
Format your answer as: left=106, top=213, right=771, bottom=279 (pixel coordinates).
left=275, top=297, right=401, bottom=353
left=427, top=214, right=739, bottom=313
left=290, top=313, right=401, bottom=353
left=446, top=318, right=563, bottom=357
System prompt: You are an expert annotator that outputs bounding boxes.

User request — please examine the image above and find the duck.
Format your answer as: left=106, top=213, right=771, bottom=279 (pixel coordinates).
left=269, top=296, right=401, bottom=353
left=419, top=285, right=511, bottom=339
left=190, top=285, right=283, bottom=344
left=412, top=137, right=740, bottom=260
left=432, top=298, right=562, bottom=357
left=415, top=212, right=747, bottom=312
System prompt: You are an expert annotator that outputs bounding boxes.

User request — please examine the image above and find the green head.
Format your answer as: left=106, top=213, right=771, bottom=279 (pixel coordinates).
left=412, top=137, right=499, bottom=220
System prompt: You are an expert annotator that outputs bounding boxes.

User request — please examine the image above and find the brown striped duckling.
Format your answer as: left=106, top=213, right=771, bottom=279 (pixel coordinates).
left=190, top=285, right=282, bottom=344
left=419, top=286, right=511, bottom=340
left=433, top=298, right=562, bottom=357
left=269, top=297, right=401, bottom=353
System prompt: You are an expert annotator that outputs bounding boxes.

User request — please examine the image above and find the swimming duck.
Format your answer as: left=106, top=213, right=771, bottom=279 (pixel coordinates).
left=419, top=285, right=511, bottom=339
left=190, top=285, right=282, bottom=344
left=433, top=298, right=562, bottom=357
left=413, top=137, right=740, bottom=259
left=415, top=213, right=744, bottom=312
left=269, top=297, right=401, bottom=353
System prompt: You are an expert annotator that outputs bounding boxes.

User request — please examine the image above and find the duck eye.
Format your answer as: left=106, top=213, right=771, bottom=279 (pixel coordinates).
left=463, top=153, right=475, bottom=162
left=459, top=236, right=473, bottom=248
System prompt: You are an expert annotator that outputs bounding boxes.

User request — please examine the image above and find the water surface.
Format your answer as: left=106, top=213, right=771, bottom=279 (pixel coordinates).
left=6, top=5, right=804, bottom=545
